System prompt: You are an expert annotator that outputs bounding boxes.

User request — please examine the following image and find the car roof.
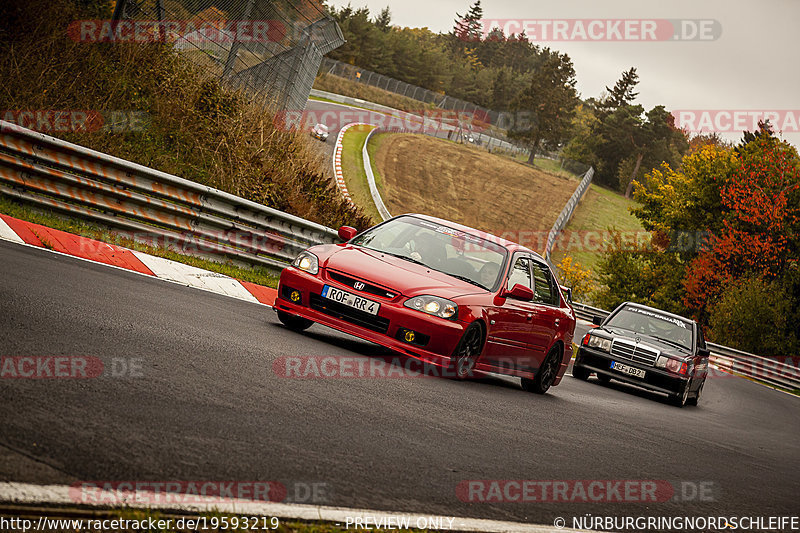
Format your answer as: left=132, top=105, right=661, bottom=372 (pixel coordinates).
left=405, top=213, right=544, bottom=260
left=616, top=301, right=696, bottom=325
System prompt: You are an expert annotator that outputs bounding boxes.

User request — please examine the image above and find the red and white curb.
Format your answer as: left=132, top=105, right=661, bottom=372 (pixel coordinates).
left=332, top=123, right=375, bottom=208
left=0, top=214, right=277, bottom=306
left=0, top=482, right=576, bottom=533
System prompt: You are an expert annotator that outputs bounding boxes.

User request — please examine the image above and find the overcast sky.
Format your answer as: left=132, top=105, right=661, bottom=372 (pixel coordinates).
left=327, top=0, right=800, bottom=147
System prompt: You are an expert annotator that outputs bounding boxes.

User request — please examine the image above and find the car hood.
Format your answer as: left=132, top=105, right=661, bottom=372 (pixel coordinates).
left=594, top=326, right=692, bottom=358
left=315, top=244, right=486, bottom=299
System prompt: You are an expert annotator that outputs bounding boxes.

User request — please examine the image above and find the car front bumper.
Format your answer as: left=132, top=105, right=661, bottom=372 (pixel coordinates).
left=273, top=267, right=466, bottom=368
left=575, top=346, right=689, bottom=396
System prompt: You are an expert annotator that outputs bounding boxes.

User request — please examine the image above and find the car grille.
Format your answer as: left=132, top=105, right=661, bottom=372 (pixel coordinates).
left=309, top=293, right=390, bottom=334
left=328, top=271, right=397, bottom=299
left=610, top=339, right=659, bottom=367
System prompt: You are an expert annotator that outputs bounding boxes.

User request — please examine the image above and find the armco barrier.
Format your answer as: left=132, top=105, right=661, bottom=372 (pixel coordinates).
left=0, top=120, right=338, bottom=270
left=362, top=128, right=392, bottom=221
left=572, top=302, right=800, bottom=392
left=545, top=167, right=594, bottom=263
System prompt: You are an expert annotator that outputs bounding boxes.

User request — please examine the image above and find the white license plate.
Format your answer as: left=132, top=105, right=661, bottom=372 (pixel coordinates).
left=321, top=285, right=380, bottom=316
left=611, top=361, right=646, bottom=379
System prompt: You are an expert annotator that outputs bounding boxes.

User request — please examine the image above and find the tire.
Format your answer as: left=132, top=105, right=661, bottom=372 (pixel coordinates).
left=670, top=382, right=691, bottom=407
left=687, top=380, right=704, bottom=406
left=451, top=322, right=485, bottom=379
left=521, top=346, right=562, bottom=394
left=571, top=364, right=590, bottom=381
left=277, top=310, right=313, bottom=332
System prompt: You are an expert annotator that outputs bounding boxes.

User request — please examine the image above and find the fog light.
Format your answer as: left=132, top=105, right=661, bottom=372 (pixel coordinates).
left=290, top=290, right=301, bottom=303
left=404, top=330, right=416, bottom=343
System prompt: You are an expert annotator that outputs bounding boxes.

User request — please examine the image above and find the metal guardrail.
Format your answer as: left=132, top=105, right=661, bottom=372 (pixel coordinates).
left=0, top=121, right=338, bottom=271
left=572, top=302, right=800, bottom=392
left=363, top=128, right=392, bottom=221
left=545, top=167, right=594, bottom=263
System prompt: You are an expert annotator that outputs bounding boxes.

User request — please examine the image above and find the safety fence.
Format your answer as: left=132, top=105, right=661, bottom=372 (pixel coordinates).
left=572, top=302, right=800, bottom=392
left=112, top=0, right=344, bottom=112
left=0, top=120, right=337, bottom=271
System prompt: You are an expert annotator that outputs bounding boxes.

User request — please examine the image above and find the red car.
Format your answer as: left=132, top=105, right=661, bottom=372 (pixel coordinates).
left=273, top=214, right=576, bottom=394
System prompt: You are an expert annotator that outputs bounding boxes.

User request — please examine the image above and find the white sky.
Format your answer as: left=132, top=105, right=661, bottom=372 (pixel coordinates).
left=327, top=0, right=800, bottom=147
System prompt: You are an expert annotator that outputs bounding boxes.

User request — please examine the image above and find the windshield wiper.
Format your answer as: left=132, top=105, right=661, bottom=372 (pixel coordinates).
left=646, top=335, right=690, bottom=351
left=447, top=273, right=488, bottom=290
left=380, top=250, right=428, bottom=267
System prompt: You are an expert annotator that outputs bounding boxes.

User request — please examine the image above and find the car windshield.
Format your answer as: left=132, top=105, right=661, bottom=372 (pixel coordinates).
left=350, top=216, right=508, bottom=291
left=604, top=305, right=694, bottom=350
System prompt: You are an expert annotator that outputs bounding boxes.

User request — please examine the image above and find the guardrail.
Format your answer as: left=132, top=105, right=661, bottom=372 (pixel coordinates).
left=545, top=167, right=594, bottom=263
left=0, top=121, right=338, bottom=271
left=572, top=302, right=800, bottom=392
left=363, top=128, right=392, bottom=221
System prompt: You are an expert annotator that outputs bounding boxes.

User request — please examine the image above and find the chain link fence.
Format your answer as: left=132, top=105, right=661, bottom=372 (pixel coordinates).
left=320, top=57, right=501, bottom=126
left=112, top=0, right=344, bottom=112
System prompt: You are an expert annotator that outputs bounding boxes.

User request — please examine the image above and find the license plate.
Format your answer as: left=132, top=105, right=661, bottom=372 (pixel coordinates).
left=321, top=285, right=380, bottom=316
left=611, top=361, right=646, bottom=379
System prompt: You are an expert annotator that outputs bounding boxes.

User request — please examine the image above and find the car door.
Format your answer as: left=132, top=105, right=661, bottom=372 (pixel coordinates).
left=528, top=260, right=562, bottom=360
left=482, top=254, right=538, bottom=374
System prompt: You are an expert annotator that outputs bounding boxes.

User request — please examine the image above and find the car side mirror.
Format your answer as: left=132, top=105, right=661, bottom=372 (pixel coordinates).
left=592, top=315, right=603, bottom=326
left=698, top=347, right=711, bottom=358
left=561, top=286, right=573, bottom=304
left=338, top=226, right=357, bottom=241
left=504, top=283, right=533, bottom=301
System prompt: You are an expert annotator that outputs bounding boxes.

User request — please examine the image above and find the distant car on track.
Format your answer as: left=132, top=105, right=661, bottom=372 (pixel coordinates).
left=273, top=214, right=577, bottom=394
left=573, top=302, right=710, bottom=407
left=310, top=123, right=329, bottom=142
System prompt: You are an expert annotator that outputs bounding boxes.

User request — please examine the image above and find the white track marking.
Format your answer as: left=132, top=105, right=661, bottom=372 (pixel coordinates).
left=0, top=217, right=25, bottom=244
left=0, top=482, right=578, bottom=533
left=131, top=252, right=259, bottom=303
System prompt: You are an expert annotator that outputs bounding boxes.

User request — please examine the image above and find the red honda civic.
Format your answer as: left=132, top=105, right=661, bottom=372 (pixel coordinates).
left=272, top=214, right=576, bottom=393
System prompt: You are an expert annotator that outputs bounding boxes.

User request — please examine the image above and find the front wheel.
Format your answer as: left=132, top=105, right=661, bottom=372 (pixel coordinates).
left=521, top=346, right=562, bottom=394
left=687, top=380, right=704, bottom=406
left=451, top=322, right=485, bottom=379
left=670, top=383, right=691, bottom=407
left=571, top=364, right=590, bottom=381
left=277, top=310, right=314, bottom=332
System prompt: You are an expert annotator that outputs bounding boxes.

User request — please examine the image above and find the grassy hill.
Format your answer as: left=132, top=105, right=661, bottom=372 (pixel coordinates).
left=372, top=134, right=580, bottom=252
left=550, top=184, right=645, bottom=275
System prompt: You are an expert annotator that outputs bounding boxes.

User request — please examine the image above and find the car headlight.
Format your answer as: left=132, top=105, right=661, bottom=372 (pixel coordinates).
left=587, top=335, right=611, bottom=352
left=404, top=295, right=458, bottom=320
left=292, top=251, right=319, bottom=275
left=662, top=357, right=688, bottom=375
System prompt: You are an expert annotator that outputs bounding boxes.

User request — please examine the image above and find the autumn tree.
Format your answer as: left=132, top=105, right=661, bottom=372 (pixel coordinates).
left=509, top=49, right=578, bottom=163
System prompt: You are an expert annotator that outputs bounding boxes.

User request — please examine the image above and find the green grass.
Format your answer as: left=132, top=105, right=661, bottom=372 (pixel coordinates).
left=550, top=184, right=645, bottom=276
left=340, top=126, right=383, bottom=224
left=0, top=197, right=279, bottom=288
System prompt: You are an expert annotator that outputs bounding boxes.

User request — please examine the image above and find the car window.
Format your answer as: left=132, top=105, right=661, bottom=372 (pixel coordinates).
left=531, top=261, right=558, bottom=305
left=506, top=256, right=532, bottom=291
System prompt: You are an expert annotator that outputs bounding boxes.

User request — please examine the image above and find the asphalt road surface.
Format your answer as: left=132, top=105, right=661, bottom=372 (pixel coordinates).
left=1, top=240, right=799, bottom=526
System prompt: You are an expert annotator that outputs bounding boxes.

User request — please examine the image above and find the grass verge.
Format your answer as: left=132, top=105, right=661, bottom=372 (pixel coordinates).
left=339, top=126, right=382, bottom=224
left=550, top=184, right=645, bottom=276
left=0, top=197, right=279, bottom=288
